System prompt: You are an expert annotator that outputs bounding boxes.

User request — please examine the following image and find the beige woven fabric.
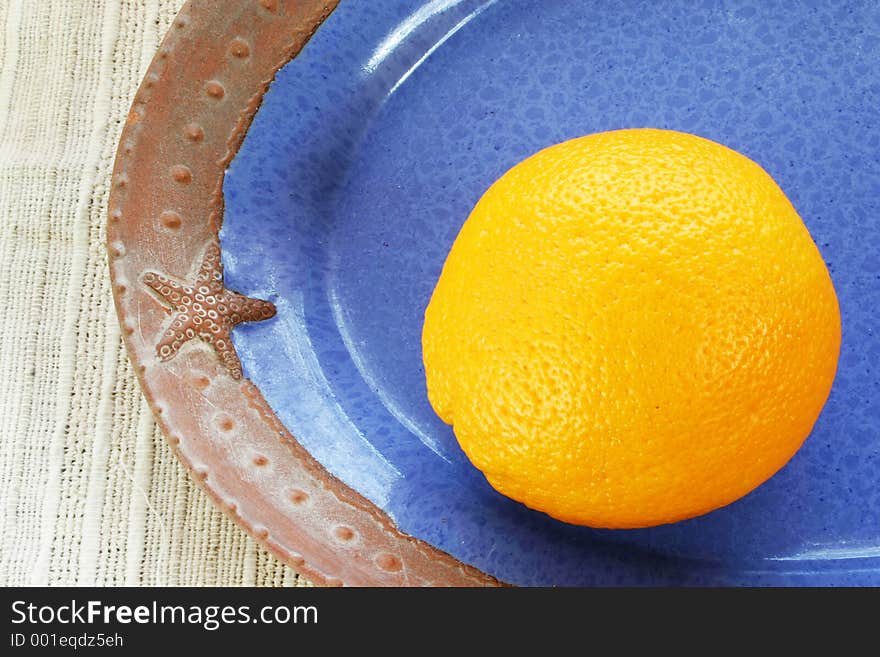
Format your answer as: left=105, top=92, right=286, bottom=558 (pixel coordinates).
left=0, top=0, right=309, bottom=586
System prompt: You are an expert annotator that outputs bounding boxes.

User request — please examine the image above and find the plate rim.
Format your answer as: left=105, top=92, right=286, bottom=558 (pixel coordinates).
left=106, top=0, right=499, bottom=587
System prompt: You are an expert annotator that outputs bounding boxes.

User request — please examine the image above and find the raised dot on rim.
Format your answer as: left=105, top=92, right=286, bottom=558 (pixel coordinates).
left=229, top=38, right=250, bottom=58
left=170, top=165, right=192, bottom=184
left=254, top=528, right=269, bottom=540
left=159, top=210, right=182, bottom=229
left=205, top=80, right=225, bottom=99
left=189, top=373, right=211, bottom=390
left=184, top=123, right=204, bottom=142
left=333, top=526, right=355, bottom=542
left=375, top=553, right=402, bottom=572
left=289, top=489, right=309, bottom=505
left=259, top=0, right=279, bottom=13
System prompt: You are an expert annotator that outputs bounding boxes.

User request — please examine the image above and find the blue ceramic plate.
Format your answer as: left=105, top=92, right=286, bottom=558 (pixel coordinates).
left=220, top=0, right=880, bottom=585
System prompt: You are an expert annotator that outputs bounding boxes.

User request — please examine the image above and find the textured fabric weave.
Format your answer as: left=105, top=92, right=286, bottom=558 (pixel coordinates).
left=0, top=0, right=309, bottom=586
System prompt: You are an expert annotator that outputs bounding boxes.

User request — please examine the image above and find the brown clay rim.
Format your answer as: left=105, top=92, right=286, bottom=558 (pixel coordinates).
left=107, top=0, right=500, bottom=586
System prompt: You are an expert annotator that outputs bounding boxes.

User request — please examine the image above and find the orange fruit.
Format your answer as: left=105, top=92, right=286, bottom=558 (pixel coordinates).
left=422, top=128, right=840, bottom=529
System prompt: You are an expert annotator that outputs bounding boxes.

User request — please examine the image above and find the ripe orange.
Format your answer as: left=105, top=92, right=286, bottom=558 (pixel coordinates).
left=422, top=128, right=840, bottom=529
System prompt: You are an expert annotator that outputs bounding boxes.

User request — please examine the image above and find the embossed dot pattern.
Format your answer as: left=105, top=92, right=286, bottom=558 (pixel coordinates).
left=159, top=210, right=182, bottom=230
left=188, top=372, right=211, bottom=390
left=289, top=489, right=309, bottom=505
left=229, top=38, right=250, bottom=59
left=222, top=0, right=880, bottom=585
left=205, top=80, right=226, bottom=99
left=184, top=123, right=205, bottom=142
left=334, top=526, right=355, bottom=542
left=375, top=553, right=402, bottom=572
left=170, top=164, right=192, bottom=184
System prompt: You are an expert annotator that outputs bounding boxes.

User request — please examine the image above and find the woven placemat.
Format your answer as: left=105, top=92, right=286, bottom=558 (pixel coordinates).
left=0, top=0, right=309, bottom=586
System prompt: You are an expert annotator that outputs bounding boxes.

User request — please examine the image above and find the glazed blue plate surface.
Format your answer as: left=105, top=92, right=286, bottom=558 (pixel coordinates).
left=221, top=0, right=880, bottom=585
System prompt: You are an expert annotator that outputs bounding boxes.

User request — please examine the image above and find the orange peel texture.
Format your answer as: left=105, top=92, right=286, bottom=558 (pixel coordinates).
left=422, top=129, right=841, bottom=529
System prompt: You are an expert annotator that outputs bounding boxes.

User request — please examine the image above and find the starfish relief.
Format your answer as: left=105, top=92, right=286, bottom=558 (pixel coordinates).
left=141, top=238, right=276, bottom=380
